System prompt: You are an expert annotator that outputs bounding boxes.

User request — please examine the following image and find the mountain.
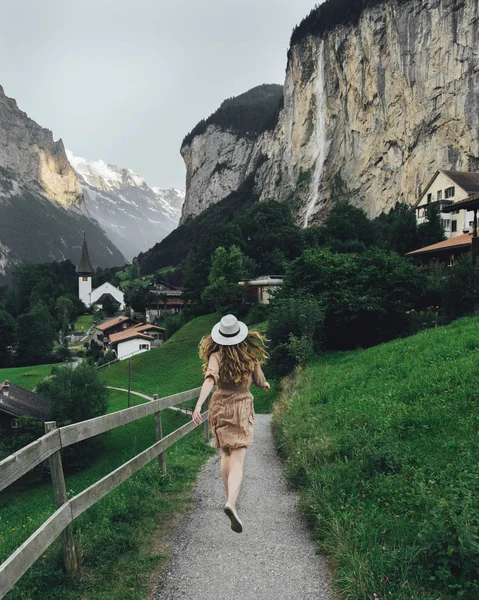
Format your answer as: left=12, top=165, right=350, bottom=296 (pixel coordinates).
left=180, top=84, right=282, bottom=223
left=0, top=85, right=126, bottom=283
left=67, top=151, right=185, bottom=260
left=180, top=0, right=479, bottom=227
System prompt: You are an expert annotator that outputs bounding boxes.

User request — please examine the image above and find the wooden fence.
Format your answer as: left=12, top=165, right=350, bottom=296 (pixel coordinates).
left=0, top=386, right=211, bottom=599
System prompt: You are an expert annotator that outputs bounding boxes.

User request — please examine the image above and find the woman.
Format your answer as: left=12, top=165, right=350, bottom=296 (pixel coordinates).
left=192, top=314, right=270, bottom=534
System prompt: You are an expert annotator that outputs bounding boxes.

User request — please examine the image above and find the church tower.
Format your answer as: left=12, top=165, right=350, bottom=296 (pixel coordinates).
left=77, top=233, right=94, bottom=307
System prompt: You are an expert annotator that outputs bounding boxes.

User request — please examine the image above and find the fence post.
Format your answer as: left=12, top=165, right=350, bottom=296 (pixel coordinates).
left=203, top=397, right=210, bottom=441
left=152, top=394, right=167, bottom=474
left=44, top=421, right=78, bottom=575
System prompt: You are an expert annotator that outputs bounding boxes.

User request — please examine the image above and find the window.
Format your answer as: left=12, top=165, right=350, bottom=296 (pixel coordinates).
left=122, top=323, right=128, bottom=329
left=437, top=190, right=443, bottom=201
left=445, top=186, right=455, bottom=198
left=451, top=220, right=457, bottom=232
left=427, top=193, right=432, bottom=203
left=11, top=418, right=20, bottom=429
left=441, top=219, right=451, bottom=230
left=82, top=276, right=88, bottom=282
left=139, top=344, right=149, bottom=350
left=447, top=254, right=455, bottom=267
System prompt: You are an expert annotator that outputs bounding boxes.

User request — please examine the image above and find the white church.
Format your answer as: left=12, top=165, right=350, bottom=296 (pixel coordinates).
left=77, top=235, right=125, bottom=310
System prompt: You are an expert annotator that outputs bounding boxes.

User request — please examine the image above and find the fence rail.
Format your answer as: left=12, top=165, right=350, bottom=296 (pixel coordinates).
left=0, top=385, right=211, bottom=600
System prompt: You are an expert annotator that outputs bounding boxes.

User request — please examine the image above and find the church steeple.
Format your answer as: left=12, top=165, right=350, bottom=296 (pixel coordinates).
left=77, top=232, right=94, bottom=275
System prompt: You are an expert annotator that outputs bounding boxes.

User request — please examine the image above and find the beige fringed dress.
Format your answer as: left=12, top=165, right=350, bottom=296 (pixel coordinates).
left=204, top=352, right=266, bottom=450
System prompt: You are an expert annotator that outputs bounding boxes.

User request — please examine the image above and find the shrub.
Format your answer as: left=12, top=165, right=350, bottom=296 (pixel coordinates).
left=37, top=364, right=108, bottom=470
left=163, top=313, right=186, bottom=338
left=282, top=247, right=426, bottom=349
left=266, top=294, right=324, bottom=376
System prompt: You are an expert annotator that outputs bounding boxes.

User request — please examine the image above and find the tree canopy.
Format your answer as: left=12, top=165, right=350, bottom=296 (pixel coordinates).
left=182, top=84, right=283, bottom=147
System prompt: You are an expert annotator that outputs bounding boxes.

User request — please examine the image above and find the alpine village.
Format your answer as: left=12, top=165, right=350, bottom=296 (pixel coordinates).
left=1, top=1, right=479, bottom=600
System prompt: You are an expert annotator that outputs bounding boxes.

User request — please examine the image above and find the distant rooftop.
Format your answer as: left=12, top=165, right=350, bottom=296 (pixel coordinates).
left=0, top=381, right=50, bottom=420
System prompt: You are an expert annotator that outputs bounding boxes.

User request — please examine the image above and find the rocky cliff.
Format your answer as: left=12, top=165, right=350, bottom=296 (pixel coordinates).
left=181, top=0, right=479, bottom=226
left=0, top=86, right=126, bottom=281
left=67, top=151, right=184, bottom=260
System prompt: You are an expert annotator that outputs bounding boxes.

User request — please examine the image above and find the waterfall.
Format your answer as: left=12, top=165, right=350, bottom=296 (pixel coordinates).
left=304, top=40, right=326, bottom=228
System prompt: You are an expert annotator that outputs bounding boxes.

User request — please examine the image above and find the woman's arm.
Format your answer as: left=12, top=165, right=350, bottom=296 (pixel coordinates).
left=253, top=362, right=270, bottom=391
left=192, top=377, right=215, bottom=425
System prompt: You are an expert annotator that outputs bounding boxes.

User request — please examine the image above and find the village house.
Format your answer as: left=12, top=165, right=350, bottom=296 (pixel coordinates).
left=408, top=192, right=479, bottom=266
left=146, top=280, right=186, bottom=322
left=238, top=275, right=284, bottom=304
left=0, top=381, right=50, bottom=434
left=95, top=315, right=137, bottom=347
left=108, top=329, right=154, bottom=360
left=95, top=317, right=166, bottom=360
left=415, top=170, right=479, bottom=238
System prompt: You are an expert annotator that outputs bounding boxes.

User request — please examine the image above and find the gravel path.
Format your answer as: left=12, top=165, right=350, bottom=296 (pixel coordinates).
left=153, top=413, right=335, bottom=600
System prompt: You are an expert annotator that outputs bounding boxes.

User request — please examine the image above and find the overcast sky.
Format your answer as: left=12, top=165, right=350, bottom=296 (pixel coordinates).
left=0, top=0, right=319, bottom=189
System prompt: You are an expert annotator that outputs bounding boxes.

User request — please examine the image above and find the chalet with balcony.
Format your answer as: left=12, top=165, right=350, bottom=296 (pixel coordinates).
left=408, top=192, right=479, bottom=266
left=416, top=170, right=479, bottom=238
left=146, top=281, right=185, bottom=322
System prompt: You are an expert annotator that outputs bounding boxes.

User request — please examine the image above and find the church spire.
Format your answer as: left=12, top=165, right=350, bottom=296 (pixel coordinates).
left=77, top=232, right=94, bottom=275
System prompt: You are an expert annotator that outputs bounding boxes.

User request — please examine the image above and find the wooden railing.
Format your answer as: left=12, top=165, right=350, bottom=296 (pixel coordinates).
left=0, top=386, right=211, bottom=599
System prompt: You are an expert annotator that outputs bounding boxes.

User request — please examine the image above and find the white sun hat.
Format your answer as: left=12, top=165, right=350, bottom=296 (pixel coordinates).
left=211, top=314, right=249, bottom=346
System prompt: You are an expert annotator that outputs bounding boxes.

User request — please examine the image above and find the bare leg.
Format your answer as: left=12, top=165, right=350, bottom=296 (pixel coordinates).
left=221, top=447, right=231, bottom=496
left=226, top=447, right=247, bottom=507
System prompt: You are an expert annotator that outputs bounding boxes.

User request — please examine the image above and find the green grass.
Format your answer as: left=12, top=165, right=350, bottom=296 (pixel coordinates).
left=72, top=314, right=94, bottom=333
left=0, top=363, right=59, bottom=390
left=1, top=388, right=214, bottom=600
left=272, top=316, right=479, bottom=600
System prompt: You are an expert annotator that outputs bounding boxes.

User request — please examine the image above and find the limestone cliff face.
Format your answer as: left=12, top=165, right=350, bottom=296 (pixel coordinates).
left=181, top=0, right=479, bottom=226
left=0, top=86, right=83, bottom=208
left=180, top=127, right=267, bottom=222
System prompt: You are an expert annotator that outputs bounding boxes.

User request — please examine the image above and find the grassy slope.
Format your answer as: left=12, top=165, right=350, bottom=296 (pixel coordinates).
left=0, top=363, right=59, bottom=390
left=99, top=313, right=275, bottom=413
left=273, top=316, right=479, bottom=600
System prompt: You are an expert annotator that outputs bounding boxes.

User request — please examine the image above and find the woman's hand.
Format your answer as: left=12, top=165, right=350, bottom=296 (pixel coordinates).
left=263, top=382, right=270, bottom=392
left=192, top=407, right=203, bottom=425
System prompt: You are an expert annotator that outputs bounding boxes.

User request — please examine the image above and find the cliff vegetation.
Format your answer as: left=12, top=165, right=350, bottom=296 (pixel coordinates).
left=182, top=84, right=283, bottom=147
left=290, top=0, right=410, bottom=47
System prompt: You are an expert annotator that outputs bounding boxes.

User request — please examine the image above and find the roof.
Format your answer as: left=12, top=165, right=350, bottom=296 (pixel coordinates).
left=442, top=192, right=479, bottom=213
left=441, top=170, right=479, bottom=194
left=109, top=329, right=154, bottom=344
left=96, top=316, right=133, bottom=331
left=0, top=381, right=50, bottom=420
left=406, top=233, right=472, bottom=256
left=417, top=170, right=479, bottom=205
left=132, top=323, right=166, bottom=332
left=77, top=233, right=94, bottom=275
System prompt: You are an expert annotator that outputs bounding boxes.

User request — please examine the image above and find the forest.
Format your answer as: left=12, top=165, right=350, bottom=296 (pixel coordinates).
left=290, top=0, right=411, bottom=47
left=182, top=84, right=283, bottom=147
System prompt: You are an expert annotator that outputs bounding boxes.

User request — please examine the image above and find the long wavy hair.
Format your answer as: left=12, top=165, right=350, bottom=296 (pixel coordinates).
left=199, top=330, right=269, bottom=385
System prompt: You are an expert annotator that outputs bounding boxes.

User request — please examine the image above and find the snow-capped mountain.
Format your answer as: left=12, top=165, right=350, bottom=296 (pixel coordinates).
left=67, top=151, right=185, bottom=261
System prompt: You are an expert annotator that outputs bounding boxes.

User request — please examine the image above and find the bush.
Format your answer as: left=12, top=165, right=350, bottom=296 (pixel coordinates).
left=163, top=313, right=186, bottom=338
left=37, top=364, right=108, bottom=470
left=282, top=247, right=426, bottom=349
left=266, top=294, right=324, bottom=377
